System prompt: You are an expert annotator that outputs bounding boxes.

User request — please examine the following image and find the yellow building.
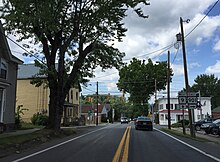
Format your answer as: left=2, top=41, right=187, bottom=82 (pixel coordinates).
left=16, top=64, right=80, bottom=123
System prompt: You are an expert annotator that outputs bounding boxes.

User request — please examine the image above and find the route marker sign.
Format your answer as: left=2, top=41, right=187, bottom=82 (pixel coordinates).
left=178, top=92, right=198, bottom=109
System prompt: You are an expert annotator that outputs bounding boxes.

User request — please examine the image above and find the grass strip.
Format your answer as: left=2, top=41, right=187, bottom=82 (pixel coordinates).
left=161, top=128, right=211, bottom=142
left=0, top=128, right=76, bottom=148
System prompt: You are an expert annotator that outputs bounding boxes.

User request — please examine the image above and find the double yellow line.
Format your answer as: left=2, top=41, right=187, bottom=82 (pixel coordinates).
left=112, top=126, right=131, bottom=162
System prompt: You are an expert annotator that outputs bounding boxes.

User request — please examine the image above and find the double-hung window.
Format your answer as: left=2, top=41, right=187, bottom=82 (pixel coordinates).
left=0, top=58, right=7, bottom=79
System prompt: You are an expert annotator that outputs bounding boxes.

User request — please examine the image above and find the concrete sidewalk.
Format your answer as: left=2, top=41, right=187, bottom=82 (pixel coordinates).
left=172, top=127, right=220, bottom=144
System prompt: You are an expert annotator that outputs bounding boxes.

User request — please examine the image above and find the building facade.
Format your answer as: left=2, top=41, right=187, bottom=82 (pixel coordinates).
left=16, top=64, right=80, bottom=123
left=0, top=21, right=23, bottom=132
left=157, top=97, right=212, bottom=125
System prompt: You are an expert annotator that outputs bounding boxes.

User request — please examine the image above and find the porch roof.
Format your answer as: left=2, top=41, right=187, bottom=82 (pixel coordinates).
left=159, top=110, right=188, bottom=113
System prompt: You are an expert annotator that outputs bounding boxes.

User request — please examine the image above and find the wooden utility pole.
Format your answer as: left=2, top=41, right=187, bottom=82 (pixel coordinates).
left=180, top=17, right=195, bottom=137
left=167, top=51, right=171, bottom=129
left=96, top=81, right=99, bottom=126
left=153, top=78, right=157, bottom=123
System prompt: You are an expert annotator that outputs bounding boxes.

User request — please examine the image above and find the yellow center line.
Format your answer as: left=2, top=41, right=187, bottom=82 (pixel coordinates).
left=112, top=126, right=131, bottom=162
left=122, top=126, right=131, bottom=162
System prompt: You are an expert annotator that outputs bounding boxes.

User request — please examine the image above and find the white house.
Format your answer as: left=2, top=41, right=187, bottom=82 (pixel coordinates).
left=157, top=97, right=211, bottom=125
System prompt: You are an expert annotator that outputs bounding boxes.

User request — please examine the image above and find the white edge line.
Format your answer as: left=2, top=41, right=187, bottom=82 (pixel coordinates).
left=155, top=128, right=220, bottom=162
left=12, top=126, right=111, bottom=162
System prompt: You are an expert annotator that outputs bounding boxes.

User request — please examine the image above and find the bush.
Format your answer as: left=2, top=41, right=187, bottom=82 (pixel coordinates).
left=101, top=117, right=108, bottom=123
left=31, top=113, right=48, bottom=126
left=171, top=123, right=182, bottom=128
left=178, top=119, right=189, bottom=126
left=171, top=119, right=190, bottom=128
left=15, top=105, right=28, bottom=129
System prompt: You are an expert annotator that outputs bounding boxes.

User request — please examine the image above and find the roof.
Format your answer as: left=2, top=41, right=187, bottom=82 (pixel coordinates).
left=212, top=106, right=220, bottom=113
left=17, top=64, right=46, bottom=79
left=158, top=96, right=211, bottom=102
left=0, top=21, right=23, bottom=64
left=159, top=109, right=188, bottom=113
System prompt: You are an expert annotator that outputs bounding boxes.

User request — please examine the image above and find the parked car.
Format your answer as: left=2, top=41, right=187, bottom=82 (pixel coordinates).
left=121, top=117, right=129, bottom=124
left=211, top=124, right=220, bottom=135
left=135, top=116, right=153, bottom=131
left=200, top=119, right=220, bottom=134
left=194, top=118, right=217, bottom=131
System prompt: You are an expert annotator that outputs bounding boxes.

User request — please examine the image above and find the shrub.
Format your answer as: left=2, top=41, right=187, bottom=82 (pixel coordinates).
left=31, top=113, right=48, bottom=126
left=171, top=123, right=182, bottom=128
left=15, top=105, right=28, bottom=129
left=178, top=119, right=189, bottom=126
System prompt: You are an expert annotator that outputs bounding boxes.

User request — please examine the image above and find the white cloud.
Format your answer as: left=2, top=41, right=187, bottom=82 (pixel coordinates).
left=171, top=64, right=184, bottom=76
left=213, top=40, right=220, bottom=51
left=113, top=0, right=220, bottom=61
left=205, top=60, right=220, bottom=74
left=189, top=62, right=201, bottom=68
left=107, top=82, right=118, bottom=92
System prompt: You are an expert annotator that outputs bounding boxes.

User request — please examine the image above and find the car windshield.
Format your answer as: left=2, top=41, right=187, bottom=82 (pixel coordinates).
left=137, top=117, right=150, bottom=121
left=213, top=119, right=220, bottom=124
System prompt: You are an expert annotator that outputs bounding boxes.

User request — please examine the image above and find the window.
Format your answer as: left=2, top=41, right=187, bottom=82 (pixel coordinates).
left=175, top=104, right=180, bottom=110
left=76, top=92, right=78, bottom=101
left=159, top=104, right=163, bottom=110
left=165, top=114, right=168, bottom=120
left=70, top=90, right=73, bottom=100
left=0, top=58, right=7, bottom=79
left=166, top=104, right=173, bottom=109
left=160, top=114, right=164, bottom=120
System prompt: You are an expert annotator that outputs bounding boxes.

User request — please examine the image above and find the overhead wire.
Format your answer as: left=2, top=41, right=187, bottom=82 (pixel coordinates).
left=185, top=0, right=219, bottom=38
left=0, top=29, right=47, bottom=65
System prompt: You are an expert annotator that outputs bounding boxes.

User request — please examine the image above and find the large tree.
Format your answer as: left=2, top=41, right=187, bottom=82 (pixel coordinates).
left=0, top=0, right=150, bottom=131
left=117, top=58, right=171, bottom=104
left=191, top=74, right=220, bottom=109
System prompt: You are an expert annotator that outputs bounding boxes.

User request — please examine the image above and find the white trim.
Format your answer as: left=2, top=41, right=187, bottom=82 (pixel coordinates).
left=0, top=88, right=5, bottom=123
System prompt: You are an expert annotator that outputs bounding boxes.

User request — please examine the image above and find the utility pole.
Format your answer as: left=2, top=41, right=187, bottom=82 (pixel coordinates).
left=96, top=81, right=99, bottom=126
left=153, top=78, right=157, bottom=123
left=180, top=17, right=195, bottom=137
left=167, top=51, right=171, bottom=129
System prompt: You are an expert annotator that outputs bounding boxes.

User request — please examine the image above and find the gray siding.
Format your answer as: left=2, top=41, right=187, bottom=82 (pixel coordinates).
left=4, top=61, right=18, bottom=125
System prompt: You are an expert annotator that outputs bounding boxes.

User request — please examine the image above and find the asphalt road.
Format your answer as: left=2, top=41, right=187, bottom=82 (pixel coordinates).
left=1, top=123, right=220, bottom=162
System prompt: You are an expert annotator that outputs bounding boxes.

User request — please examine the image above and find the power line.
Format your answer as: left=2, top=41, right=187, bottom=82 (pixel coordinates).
left=185, top=0, right=219, bottom=38
left=2, top=32, right=46, bottom=65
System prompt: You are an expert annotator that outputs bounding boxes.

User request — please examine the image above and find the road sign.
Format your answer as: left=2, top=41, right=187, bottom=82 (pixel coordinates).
left=178, top=104, right=197, bottom=109
left=178, top=92, right=198, bottom=106
left=178, top=96, right=186, bottom=104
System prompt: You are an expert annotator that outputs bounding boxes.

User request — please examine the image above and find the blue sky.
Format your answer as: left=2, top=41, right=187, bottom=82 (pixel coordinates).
left=5, top=0, right=220, bottom=102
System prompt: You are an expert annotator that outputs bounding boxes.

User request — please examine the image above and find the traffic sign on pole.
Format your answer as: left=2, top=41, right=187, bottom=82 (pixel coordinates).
left=178, top=91, right=198, bottom=107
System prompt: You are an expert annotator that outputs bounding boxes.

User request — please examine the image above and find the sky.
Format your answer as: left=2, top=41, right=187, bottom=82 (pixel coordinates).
left=5, top=0, right=220, bottom=103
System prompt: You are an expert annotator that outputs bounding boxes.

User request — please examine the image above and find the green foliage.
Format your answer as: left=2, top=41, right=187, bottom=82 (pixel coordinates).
left=117, top=58, right=171, bottom=104
left=171, top=123, right=182, bottom=128
left=15, top=105, right=28, bottom=129
left=19, top=122, right=44, bottom=130
left=0, top=0, right=150, bottom=130
left=171, top=120, right=189, bottom=128
left=191, top=74, right=220, bottom=109
left=31, top=113, right=48, bottom=126
left=130, top=104, right=149, bottom=117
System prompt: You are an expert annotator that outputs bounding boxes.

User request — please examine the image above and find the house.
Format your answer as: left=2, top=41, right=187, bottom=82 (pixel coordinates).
left=16, top=64, right=80, bottom=123
left=212, top=106, right=220, bottom=118
left=80, top=104, right=111, bottom=124
left=0, top=21, right=23, bottom=132
left=157, top=97, right=211, bottom=125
